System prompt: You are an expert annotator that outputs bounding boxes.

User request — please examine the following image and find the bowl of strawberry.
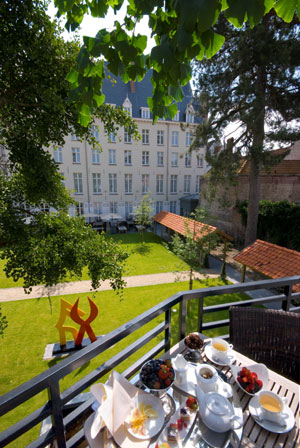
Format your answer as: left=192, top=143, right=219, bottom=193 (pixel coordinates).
left=231, top=363, right=269, bottom=396
left=140, top=359, right=175, bottom=396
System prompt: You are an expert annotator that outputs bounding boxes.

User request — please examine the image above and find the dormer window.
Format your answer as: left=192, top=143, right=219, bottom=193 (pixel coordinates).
left=173, top=111, right=180, bottom=121
left=141, top=107, right=150, bottom=119
left=186, top=105, right=195, bottom=123
left=123, top=97, right=132, bottom=116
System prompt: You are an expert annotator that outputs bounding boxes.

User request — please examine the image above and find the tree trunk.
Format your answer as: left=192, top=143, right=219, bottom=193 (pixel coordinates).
left=244, top=64, right=266, bottom=247
left=189, top=267, right=193, bottom=290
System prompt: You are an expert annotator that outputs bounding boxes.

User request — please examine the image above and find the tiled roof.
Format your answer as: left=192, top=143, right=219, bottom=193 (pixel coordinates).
left=234, top=239, right=300, bottom=291
left=153, top=211, right=233, bottom=241
left=102, top=67, right=201, bottom=123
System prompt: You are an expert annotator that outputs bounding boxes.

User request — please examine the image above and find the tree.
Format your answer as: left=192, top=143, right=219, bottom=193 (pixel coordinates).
left=0, top=0, right=137, bottom=291
left=54, top=1, right=300, bottom=122
left=0, top=306, right=8, bottom=338
left=133, top=194, right=154, bottom=242
left=193, top=12, right=300, bottom=246
left=168, top=210, right=219, bottom=290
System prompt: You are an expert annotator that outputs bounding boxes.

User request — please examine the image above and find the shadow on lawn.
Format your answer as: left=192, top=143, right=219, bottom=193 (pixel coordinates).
left=133, top=244, right=152, bottom=255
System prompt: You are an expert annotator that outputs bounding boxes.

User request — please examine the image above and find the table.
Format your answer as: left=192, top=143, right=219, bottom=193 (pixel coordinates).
left=167, top=338, right=300, bottom=448
left=85, top=337, right=300, bottom=448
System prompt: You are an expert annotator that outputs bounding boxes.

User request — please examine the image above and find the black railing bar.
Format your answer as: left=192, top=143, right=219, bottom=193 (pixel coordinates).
left=66, top=428, right=85, bottom=448
left=0, top=402, right=51, bottom=447
left=61, top=322, right=167, bottom=405
left=63, top=396, right=94, bottom=430
left=122, top=340, right=167, bottom=380
left=182, top=276, right=300, bottom=300
left=2, top=277, right=298, bottom=414
left=202, top=319, right=229, bottom=330
left=48, top=381, right=67, bottom=448
left=26, top=428, right=55, bottom=448
left=202, top=295, right=286, bottom=313
left=0, top=296, right=182, bottom=414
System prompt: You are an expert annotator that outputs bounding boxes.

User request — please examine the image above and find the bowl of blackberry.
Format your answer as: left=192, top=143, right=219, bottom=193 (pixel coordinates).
left=140, top=359, right=175, bottom=397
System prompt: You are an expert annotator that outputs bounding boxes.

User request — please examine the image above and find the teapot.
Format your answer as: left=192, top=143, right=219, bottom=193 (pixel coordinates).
left=196, top=388, right=243, bottom=433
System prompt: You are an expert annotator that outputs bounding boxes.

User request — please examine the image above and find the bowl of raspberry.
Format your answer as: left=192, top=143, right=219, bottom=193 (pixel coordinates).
left=140, top=359, right=175, bottom=397
left=231, top=363, right=269, bottom=396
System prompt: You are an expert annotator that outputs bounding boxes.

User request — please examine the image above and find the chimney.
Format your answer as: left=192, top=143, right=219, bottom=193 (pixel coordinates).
left=130, top=81, right=136, bottom=94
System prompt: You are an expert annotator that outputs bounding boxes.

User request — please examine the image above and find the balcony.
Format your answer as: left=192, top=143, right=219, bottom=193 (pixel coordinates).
left=0, top=276, right=299, bottom=447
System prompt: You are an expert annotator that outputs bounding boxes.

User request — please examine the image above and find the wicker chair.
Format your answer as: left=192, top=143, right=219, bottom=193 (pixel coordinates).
left=229, top=307, right=300, bottom=383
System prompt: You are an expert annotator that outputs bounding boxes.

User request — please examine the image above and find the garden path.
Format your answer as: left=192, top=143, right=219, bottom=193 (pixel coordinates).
left=0, top=270, right=220, bottom=302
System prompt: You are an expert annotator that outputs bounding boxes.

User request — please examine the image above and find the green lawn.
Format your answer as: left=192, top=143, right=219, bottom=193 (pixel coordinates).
left=0, top=278, right=249, bottom=446
left=0, top=233, right=189, bottom=288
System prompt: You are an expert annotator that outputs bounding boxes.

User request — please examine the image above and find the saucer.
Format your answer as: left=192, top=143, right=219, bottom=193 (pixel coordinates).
left=204, top=344, right=236, bottom=366
left=249, top=396, right=295, bottom=434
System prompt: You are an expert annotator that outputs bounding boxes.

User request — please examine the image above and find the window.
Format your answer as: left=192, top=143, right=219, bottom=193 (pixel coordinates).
left=184, top=175, right=191, bottom=193
left=124, top=128, right=132, bottom=143
left=92, top=173, right=101, bottom=194
left=109, top=173, right=117, bottom=194
left=125, top=174, right=132, bottom=194
left=124, top=150, right=132, bottom=165
left=196, top=175, right=201, bottom=193
left=170, top=175, right=178, bottom=194
left=109, top=149, right=116, bottom=165
left=110, top=202, right=118, bottom=213
left=93, top=202, right=102, bottom=215
left=157, top=130, right=164, bottom=145
left=71, top=130, right=80, bottom=141
left=142, top=129, right=149, bottom=145
left=123, top=106, right=131, bottom=116
left=170, top=200, right=177, bottom=213
left=142, top=174, right=149, bottom=194
left=173, top=111, right=180, bottom=121
left=156, top=201, right=163, bottom=214
left=141, top=108, right=150, bottom=119
left=156, top=174, right=164, bottom=194
left=91, top=125, right=99, bottom=141
left=53, top=147, right=63, bottom=163
left=108, top=132, right=116, bottom=143
left=73, top=173, right=83, bottom=194
left=186, top=132, right=191, bottom=147
left=171, top=152, right=178, bottom=167
left=186, top=111, right=194, bottom=123
left=92, top=149, right=100, bottom=164
left=125, top=202, right=133, bottom=218
left=197, top=154, right=203, bottom=168
left=142, top=151, right=149, bottom=166
left=76, top=202, right=84, bottom=215
left=72, top=147, right=80, bottom=164
left=157, top=151, right=164, bottom=166
left=185, top=152, right=191, bottom=167
left=171, top=131, right=179, bottom=146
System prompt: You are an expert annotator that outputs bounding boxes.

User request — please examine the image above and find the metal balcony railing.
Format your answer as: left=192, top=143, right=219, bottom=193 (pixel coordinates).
left=0, top=276, right=299, bottom=448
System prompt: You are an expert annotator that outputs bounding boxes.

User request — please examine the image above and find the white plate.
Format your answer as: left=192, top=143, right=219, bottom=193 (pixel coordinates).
left=249, top=395, right=295, bottom=434
left=152, top=401, right=197, bottom=447
left=125, top=393, right=165, bottom=440
left=174, top=364, right=233, bottom=399
left=231, top=363, right=269, bottom=396
left=204, top=344, right=236, bottom=366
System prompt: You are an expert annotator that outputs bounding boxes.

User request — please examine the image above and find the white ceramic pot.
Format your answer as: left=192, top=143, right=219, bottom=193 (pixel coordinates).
left=197, top=389, right=243, bottom=433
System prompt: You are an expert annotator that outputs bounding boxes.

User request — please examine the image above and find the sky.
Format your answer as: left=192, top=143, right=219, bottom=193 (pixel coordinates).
left=47, top=1, right=155, bottom=52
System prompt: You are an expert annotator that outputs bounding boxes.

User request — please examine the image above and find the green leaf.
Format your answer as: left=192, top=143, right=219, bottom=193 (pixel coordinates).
left=66, top=69, right=78, bottom=84
left=175, top=0, right=221, bottom=32
left=274, top=0, right=299, bottom=22
left=133, top=35, right=147, bottom=52
left=167, top=103, right=178, bottom=119
left=200, top=30, right=225, bottom=59
left=93, top=94, right=105, bottom=107
left=225, top=0, right=273, bottom=28
left=79, top=104, right=91, bottom=127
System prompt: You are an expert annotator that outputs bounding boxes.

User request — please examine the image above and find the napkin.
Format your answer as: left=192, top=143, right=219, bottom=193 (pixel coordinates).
left=90, top=370, right=161, bottom=448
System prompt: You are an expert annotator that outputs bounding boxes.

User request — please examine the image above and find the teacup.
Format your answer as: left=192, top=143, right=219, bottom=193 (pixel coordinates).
left=211, top=338, right=233, bottom=362
left=257, top=390, right=286, bottom=423
left=196, top=364, right=218, bottom=393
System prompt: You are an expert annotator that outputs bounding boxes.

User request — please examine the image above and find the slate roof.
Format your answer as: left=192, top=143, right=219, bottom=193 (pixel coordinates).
left=234, top=239, right=300, bottom=292
left=102, top=68, right=200, bottom=122
left=153, top=211, right=233, bottom=241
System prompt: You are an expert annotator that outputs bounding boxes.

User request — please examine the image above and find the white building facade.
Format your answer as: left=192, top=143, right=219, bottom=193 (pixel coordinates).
left=50, top=72, right=208, bottom=219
